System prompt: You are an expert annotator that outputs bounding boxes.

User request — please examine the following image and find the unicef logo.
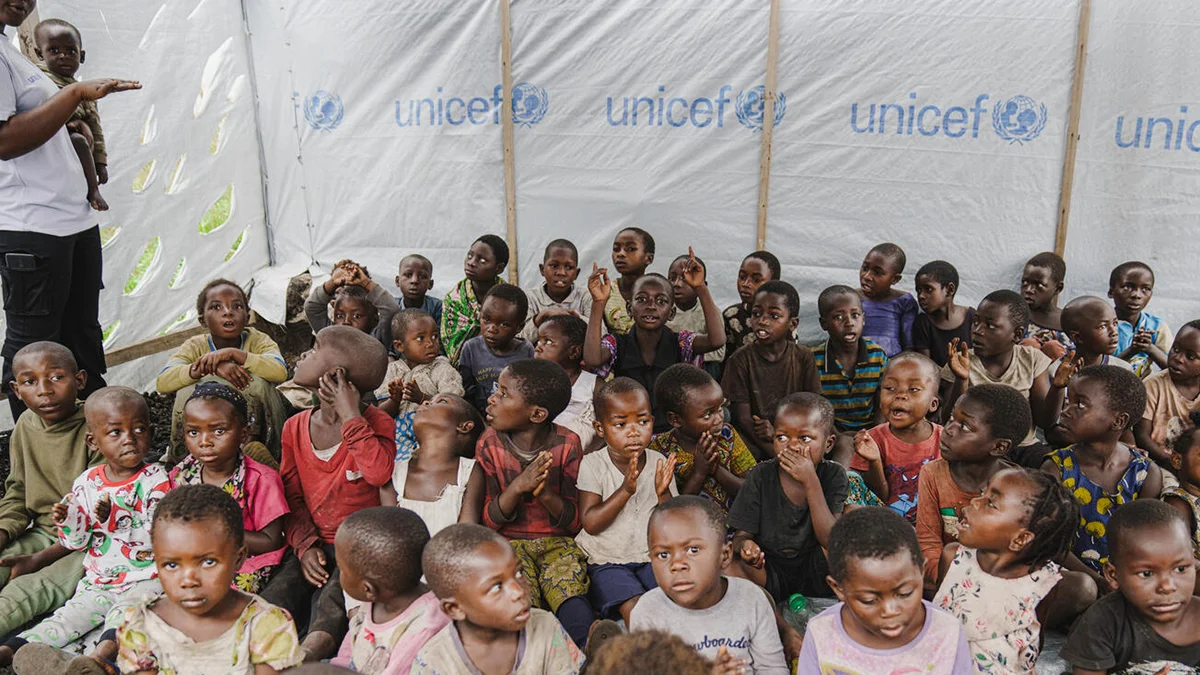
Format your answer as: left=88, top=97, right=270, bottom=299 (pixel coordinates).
left=511, top=82, right=548, bottom=127
left=735, top=86, right=786, bottom=132
left=303, top=91, right=344, bottom=131
left=992, top=95, right=1047, bottom=144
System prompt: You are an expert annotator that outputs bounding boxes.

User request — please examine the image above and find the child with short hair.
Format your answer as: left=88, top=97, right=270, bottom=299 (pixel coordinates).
left=262, top=326, right=394, bottom=659
left=722, top=250, right=782, bottom=366
left=916, top=384, right=1028, bottom=585
left=0, top=387, right=169, bottom=669
left=605, top=228, right=656, bottom=336
left=305, top=259, right=402, bottom=348
left=376, top=309, right=464, bottom=460
left=1046, top=296, right=1132, bottom=445
left=913, top=260, right=974, bottom=368
left=158, top=278, right=290, bottom=462
left=852, top=352, right=943, bottom=522
left=586, top=630, right=717, bottom=675
left=1110, top=260, right=1173, bottom=378
left=395, top=254, right=442, bottom=327
left=331, top=507, right=449, bottom=675
left=171, top=382, right=288, bottom=593
left=729, top=393, right=847, bottom=605
left=631, top=496, right=789, bottom=674
left=578, top=378, right=678, bottom=624
left=1135, top=320, right=1200, bottom=465
left=470, top=359, right=593, bottom=647
left=934, top=468, right=1080, bottom=673
left=723, top=281, right=821, bottom=457
left=585, top=250, right=726, bottom=432
left=667, top=253, right=724, bottom=377
left=442, top=234, right=510, bottom=363
left=382, top=394, right=483, bottom=536
left=113, top=485, right=304, bottom=674
left=649, top=364, right=756, bottom=512
left=1020, top=251, right=1072, bottom=359
left=941, top=290, right=1054, bottom=450
left=813, top=285, right=889, bottom=440
left=458, top=284, right=534, bottom=413
left=0, top=342, right=98, bottom=638
left=1165, top=421, right=1200, bottom=561
left=535, top=314, right=602, bottom=452
left=1042, top=364, right=1163, bottom=585
left=1061, top=500, right=1200, bottom=673
left=798, top=507, right=972, bottom=675
left=415, top=523, right=584, bottom=674
left=522, top=239, right=590, bottom=342
left=859, top=242, right=919, bottom=357
left=33, top=19, right=108, bottom=211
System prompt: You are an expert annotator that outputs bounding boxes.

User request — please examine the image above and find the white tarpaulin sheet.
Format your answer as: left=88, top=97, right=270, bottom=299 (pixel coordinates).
left=13, top=0, right=1200, bottom=386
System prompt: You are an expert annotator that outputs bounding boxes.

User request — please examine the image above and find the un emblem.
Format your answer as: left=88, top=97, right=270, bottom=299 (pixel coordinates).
left=992, top=95, right=1047, bottom=144
left=736, top=86, right=786, bottom=132
left=303, top=91, right=344, bottom=131
left=511, top=82, right=548, bottom=127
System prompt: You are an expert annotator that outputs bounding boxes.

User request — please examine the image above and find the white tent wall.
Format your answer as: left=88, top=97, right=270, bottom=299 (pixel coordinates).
left=13, top=0, right=1200, bottom=388
left=34, top=0, right=271, bottom=389
left=1062, top=0, right=1200, bottom=329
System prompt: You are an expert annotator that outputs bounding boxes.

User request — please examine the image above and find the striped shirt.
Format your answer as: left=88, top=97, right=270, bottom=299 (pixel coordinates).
left=813, top=338, right=888, bottom=432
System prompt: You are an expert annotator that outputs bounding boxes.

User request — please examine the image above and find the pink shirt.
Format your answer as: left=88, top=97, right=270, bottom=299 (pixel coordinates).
left=333, top=591, right=450, bottom=675
left=851, top=423, right=943, bottom=523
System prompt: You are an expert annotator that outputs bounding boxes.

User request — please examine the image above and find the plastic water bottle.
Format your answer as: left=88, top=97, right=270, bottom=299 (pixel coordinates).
left=782, top=594, right=815, bottom=634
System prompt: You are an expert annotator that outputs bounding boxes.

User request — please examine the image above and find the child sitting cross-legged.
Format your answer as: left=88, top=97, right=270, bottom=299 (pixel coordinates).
left=797, top=507, right=972, bottom=675
left=534, top=314, right=603, bottom=452
left=414, top=523, right=585, bottom=674
left=584, top=248, right=726, bottom=433
left=382, top=393, right=484, bottom=537
left=1042, top=364, right=1163, bottom=589
left=170, top=382, right=288, bottom=594
left=442, top=234, right=510, bottom=363
left=648, top=364, right=756, bottom=513
left=0, top=343, right=99, bottom=640
left=262, top=325, right=394, bottom=661
left=577, top=378, right=678, bottom=625
left=859, top=242, right=919, bottom=358
left=913, top=260, right=974, bottom=368
left=469, top=358, right=593, bottom=648
left=935, top=468, right=1085, bottom=674
left=631, top=496, right=789, bottom=674
left=852, top=352, right=943, bottom=522
left=722, top=280, right=822, bottom=458
left=916, top=384, right=1025, bottom=588
left=331, top=507, right=449, bottom=675
left=157, top=279, right=290, bottom=463
left=376, top=309, right=464, bottom=462
left=1135, top=320, right=1200, bottom=466
left=1061, top=500, right=1200, bottom=673
left=113, top=485, right=303, bottom=674
left=458, top=284, right=534, bottom=414
left=0, top=386, right=170, bottom=672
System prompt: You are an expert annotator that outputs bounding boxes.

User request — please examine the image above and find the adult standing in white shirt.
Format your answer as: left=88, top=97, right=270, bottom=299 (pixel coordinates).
left=0, top=0, right=138, bottom=416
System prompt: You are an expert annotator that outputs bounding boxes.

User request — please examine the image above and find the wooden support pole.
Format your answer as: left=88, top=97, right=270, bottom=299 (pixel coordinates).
left=499, top=0, right=519, bottom=285
left=104, top=326, right=207, bottom=368
left=1055, top=0, right=1092, bottom=257
left=756, top=0, right=782, bottom=251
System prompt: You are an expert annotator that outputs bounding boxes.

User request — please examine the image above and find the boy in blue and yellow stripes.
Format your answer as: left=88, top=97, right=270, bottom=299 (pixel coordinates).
left=813, top=285, right=888, bottom=471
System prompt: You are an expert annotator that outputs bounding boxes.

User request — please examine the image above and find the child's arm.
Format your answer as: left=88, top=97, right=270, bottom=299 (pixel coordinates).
left=279, top=432, right=322, bottom=563
left=853, top=431, right=889, bottom=502
left=1028, top=368, right=1055, bottom=434
left=155, top=337, right=208, bottom=393
left=458, top=463, right=485, bottom=524
left=240, top=331, right=288, bottom=384
left=0, top=542, right=71, bottom=579
left=680, top=249, right=726, bottom=353
left=713, top=429, right=754, bottom=496
left=899, top=295, right=918, bottom=351
left=942, top=339, right=971, bottom=422
left=305, top=268, right=352, bottom=334
left=730, top=529, right=765, bottom=570
left=1132, top=327, right=1169, bottom=369
left=488, top=451, right=551, bottom=525
left=377, top=378, right=403, bottom=417
left=320, top=372, right=395, bottom=487
left=578, top=487, right=631, bottom=536
left=583, top=264, right=616, bottom=369
left=730, top=402, right=766, bottom=454
left=535, top=445, right=579, bottom=529
left=1132, top=418, right=1166, bottom=464
left=379, top=483, right=398, bottom=507
left=777, top=447, right=840, bottom=547
left=245, top=516, right=285, bottom=557
left=1141, top=461, right=1163, bottom=498
left=365, top=283, right=402, bottom=342
left=914, top=464, right=945, bottom=586
left=0, top=439, right=31, bottom=548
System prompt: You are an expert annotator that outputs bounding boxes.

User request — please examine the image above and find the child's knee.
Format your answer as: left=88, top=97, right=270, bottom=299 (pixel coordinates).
left=1059, top=570, right=1098, bottom=608
left=68, top=131, right=92, bottom=152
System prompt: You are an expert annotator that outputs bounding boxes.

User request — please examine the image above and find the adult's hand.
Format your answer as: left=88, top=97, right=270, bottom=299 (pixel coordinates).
left=70, top=79, right=142, bottom=102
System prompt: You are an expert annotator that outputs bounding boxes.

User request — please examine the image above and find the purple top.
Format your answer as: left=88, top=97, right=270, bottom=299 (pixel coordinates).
left=862, top=293, right=919, bottom=357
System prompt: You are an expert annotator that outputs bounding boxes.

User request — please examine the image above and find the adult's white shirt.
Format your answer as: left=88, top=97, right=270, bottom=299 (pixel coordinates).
left=0, top=34, right=91, bottom=236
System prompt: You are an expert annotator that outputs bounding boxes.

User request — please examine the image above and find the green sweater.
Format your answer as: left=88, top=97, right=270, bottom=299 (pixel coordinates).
left=0, top=405, right=100, bottom=540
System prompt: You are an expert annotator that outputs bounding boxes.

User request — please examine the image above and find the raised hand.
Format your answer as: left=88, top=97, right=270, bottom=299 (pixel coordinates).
left=1052, top=350, right=1083, bottom=389
left=387, top=378, right=406, bottom=402
left=587, top=263, right=611, bottom=304
left=318, top=367, right=361, bottom=420
left=73, top=79, right=141, bottom=102
left=655, top=454, right=678, bottom=497
left=681, top=246, right=707, bottom=288
left=622, top=456, right=643, bottom=495
left=854, top=430, right=881, bottom=464
left=947, top=338, right=971, bottom=381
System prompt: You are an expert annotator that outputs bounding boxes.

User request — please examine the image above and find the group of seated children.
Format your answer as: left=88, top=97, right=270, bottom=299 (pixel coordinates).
left=0, top=226, right=1196, bottom=675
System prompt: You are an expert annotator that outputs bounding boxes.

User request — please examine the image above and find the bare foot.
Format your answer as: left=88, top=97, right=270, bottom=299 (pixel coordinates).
left=300, top=630, right=337, bottom=662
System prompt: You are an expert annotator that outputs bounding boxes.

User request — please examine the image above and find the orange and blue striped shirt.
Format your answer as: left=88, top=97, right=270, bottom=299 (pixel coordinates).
left=813, top=338, right=888, bottom=432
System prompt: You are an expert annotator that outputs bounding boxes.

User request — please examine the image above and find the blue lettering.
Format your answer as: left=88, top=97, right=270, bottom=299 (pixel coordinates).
left=416, top=98, right=436, bottom=126
left=1146, top=117, right=1174, bottom=150
left=467, top=97, right=489, bottom=125
left=879, top=104, right=905, bottom=135
left=395, top=100, right=414, bottom=127
left=657, top=86, right=666, bottom=126
left=943, top=107, right=968, bottom=138
left=606, top=97, right=628, bottom=126
left=1188, top=120, right=1200, bottom=152
left=970, top=94, right=989, bottom=138
left=850, top=104, right=875, bottom=133
left=917, top=105, right=941, bottom=136
left=492, top=85, right=503, bottom=125
left=1115, top=116, right=1141, bottom=148
left=632, top=96, right=654, bottom=126
left=1177, top=106, right=1189, bottom=149
left=691, top=98, right=713, bottom=127
left=715, top=85, right=731, bottom=128
left=446, top=97, right=466, bottom=125
left=667, top=98, right=689, bottom=127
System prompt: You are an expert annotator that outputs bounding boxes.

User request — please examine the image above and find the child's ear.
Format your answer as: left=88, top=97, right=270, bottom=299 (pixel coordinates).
left=440, top=597, right=467, bottom=622
left=666, top=411, right=682, bottom=430
left=719, top=541, right=732, bottom=570
left=1111, top=412, right=1131, bottom=433
left=1171, top=452, right=1184, bottom=471
left=392, top=340, right=404, bottom=353
left=818, top=316, right=829, bottom=332
left=1107, top=287, right=1115, bottom=300
left=361, top=579, right=379, bottom=603
left=1008, top=528, right=1034, bottom=553
left=946, top=282, right=957, bottom=297
left=1101, top=561, right=1120, bottom=592
left=592, top=419, right=606, bottom=441
left=668, top=306, right=677, bottom=321
left=528, top=405, right=549, bottom=425
left=646, top=252, right=655, bottom=266
left=823, top=432, right=836, bottom=455
left=234, top=544, right=249, bottom=571
left=456, top=419, right=476, bottom=437
left=990, top=438, right=1013, bottom=458
left=33, top=47, right=43, bottom=60
left=1054, top=280, right=1064, bottom=296
left=6, top=381, right=15, bottom=397
left=827, top=576, right=846, bottom=603
left=788, top=316, right=800, bottom=332
left=568, top=344, right=582, bottom=363
left=891, top=273, right=903, bottom=286
left=74, top=370, right=87, bottom=394
left=84, top=431, right=97, bottom=452
left=926, top=394, right=940, bottom=416
left=79, top=50, right=86, bottom=64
